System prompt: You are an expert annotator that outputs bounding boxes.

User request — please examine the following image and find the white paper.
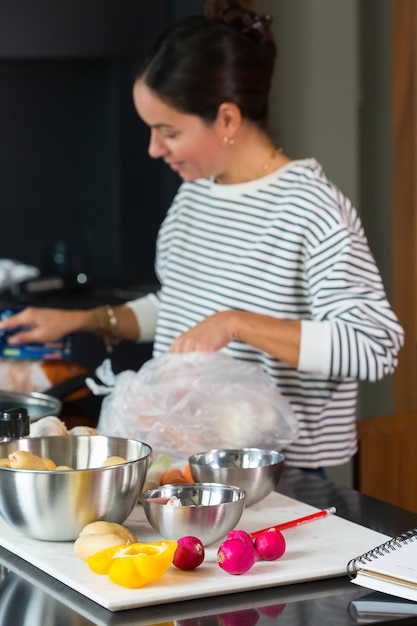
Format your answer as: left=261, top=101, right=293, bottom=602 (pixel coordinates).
left=351, top=539, right=417, bottom=602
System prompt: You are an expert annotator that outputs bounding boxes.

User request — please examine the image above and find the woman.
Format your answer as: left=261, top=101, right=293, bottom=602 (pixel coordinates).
left=0, top=0, right=404, bottom=471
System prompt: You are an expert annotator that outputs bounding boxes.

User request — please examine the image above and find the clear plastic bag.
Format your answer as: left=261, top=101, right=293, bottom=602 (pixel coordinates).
left=96, top=352, right=299, bottom=463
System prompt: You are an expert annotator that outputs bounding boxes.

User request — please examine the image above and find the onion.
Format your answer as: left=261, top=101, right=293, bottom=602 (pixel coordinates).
left=254, top=528, right=286, bottom=561
left=217, top=538, right=258, bottom=575
left=173, top=536, right=205, bottom=570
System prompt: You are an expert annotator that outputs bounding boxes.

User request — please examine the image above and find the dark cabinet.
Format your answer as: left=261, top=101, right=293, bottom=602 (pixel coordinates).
left=0, top=1, right=203, bottom=288
left=0, top=1, right=203, bottom=390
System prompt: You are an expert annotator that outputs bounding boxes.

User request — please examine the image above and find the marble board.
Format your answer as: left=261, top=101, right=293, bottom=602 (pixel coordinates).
left=0, top=491, right=389, bottom=612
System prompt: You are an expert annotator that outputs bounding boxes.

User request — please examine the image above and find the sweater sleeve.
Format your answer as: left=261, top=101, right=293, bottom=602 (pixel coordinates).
left=304, top=224, right=404, bottom=381
left=298, top=320, right=332, bottom=374
left=126, top=292, right=160, bottom=343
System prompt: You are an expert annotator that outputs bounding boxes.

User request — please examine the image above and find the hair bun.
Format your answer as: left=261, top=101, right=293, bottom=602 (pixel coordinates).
left=204, top=0, right=273, bottom=45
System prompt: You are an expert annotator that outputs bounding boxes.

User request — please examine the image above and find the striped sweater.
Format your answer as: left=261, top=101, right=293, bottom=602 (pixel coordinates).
left=128, top=159, right=404, bottom=468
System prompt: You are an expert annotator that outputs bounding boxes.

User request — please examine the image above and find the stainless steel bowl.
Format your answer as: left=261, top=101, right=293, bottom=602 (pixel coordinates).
left=188, top=448, right=285, bottom=507
left=0, top=435, right=152, bottom=541
left=141, top=483, right=247, bottom=546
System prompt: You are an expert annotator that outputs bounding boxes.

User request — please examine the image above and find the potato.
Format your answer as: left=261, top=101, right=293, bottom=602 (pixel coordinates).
left=0, top=458, right=10, bottom=468
left=101, top=456, right=127, bottom=467
left=8, top=450, right=48, bottom=470
left=68, top=426, right=98, bottom=436
left=42, top=457, right=57, bottom=470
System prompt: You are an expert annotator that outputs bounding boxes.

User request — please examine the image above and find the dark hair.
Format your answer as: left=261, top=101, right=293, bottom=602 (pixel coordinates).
left=134, top=0, right=277, bottom=128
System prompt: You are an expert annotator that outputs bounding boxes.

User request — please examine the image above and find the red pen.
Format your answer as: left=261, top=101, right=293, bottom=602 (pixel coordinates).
left=250, top=506, right=336, bottom=539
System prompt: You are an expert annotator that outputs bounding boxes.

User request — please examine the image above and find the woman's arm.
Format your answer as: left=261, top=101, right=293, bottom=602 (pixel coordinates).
left=168, top=302, right=403, bottom=382
left=168, top=310, right=302, bottom=368
left=0, top=293, right=160, bottom=348
left=0, top=305, right=140, bottom=346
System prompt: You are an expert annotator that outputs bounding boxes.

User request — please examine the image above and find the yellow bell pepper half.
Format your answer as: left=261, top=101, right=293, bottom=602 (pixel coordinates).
left=86, top=540, right=178, bottom=588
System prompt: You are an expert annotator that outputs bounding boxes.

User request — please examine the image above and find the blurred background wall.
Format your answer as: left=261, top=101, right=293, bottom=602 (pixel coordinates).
left=254, top=0, right=392, bottom=486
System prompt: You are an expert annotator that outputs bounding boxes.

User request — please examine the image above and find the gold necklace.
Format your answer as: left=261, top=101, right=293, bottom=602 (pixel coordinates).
left=255, top=147, right=283, bottom=179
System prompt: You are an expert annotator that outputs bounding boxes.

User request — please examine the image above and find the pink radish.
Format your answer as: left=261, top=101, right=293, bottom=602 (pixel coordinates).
left=217, top=537, right=258, bottom=575
left=173, top=536, right=205, bottom=570
left=226, top=529, right=254, bottom=549
left=218, top=608, right=260, bottom=625
left=254, top=528, right=286, bottom=561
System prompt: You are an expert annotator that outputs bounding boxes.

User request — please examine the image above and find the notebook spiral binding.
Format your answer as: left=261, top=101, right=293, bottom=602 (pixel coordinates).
left=347, top=528, right=417, bottom=579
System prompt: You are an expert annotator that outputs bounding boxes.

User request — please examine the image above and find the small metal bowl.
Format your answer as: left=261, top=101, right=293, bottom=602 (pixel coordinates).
left=141, top=483, right=247, bottom=546
left=0, top=435, right=152, bottom=541
left=189, top=448, right=285, bottom=507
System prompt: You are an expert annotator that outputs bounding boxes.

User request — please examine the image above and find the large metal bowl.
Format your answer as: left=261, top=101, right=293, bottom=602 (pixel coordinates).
left=0, top=435, right=151, bottom=541
left=188, top=448, right=285, bottom=507
left=141, top=483, right=247, bottom=546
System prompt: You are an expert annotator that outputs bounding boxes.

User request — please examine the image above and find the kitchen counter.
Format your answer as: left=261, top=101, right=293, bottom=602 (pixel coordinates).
left=0, top=466, right=416, bottom=625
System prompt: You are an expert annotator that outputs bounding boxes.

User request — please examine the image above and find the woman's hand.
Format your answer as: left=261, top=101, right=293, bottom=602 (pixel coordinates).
left=168, top=311, right=235, bottom=353
left=0, top=307, right=88, bottom=345
left=0, top=305, right=141, bottom=346
left=169, top=309, right=301, bottom=369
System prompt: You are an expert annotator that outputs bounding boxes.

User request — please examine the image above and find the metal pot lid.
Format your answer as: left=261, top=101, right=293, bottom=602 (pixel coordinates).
left=0, top=390, right=62, bottom=422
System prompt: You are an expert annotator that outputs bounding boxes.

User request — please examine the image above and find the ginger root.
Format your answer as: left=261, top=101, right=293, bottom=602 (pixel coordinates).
left=74, top=521, right=137, bottom=560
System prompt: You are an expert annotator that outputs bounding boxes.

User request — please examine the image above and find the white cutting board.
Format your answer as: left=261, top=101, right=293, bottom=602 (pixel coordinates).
left=0, top=492, right=389, bottom=612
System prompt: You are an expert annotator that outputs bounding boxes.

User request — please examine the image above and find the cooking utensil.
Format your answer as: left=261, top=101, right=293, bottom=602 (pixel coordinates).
left=0, top=390, right=62, bottom=422
left=188, top=448, right=285, bottom=507
left=0, top=434, right=152, bottom=541
left=141, top=483, right=247, bottom=546
left=0, top=371, right=95, bottom=421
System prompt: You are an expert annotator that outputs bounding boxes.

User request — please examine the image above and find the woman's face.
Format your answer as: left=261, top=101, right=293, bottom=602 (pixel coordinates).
left=132, top=80, right=229, bottom=181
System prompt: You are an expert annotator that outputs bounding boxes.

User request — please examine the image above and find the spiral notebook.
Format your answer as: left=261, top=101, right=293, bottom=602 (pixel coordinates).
left=348, top=528, right=417, bottom=602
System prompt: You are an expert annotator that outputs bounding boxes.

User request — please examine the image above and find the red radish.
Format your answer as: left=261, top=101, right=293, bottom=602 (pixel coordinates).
left=254, top=528, right=286, bottom=561
left=258, top=603, right=286, bottom=618
left=226, top=529, right=254, bottom=549
left=217, top=538, right=258, bottom=575
left=218, top=608, right=260, bottom=625
left=173, top=536, right=205, bottom=570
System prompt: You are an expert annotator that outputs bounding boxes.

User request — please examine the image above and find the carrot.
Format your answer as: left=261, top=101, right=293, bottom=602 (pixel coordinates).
left=182, top=463, right=194, bottom=483
left=160, top=467, right=188, bottom=485
left=142, top=454, right=173, bottom=492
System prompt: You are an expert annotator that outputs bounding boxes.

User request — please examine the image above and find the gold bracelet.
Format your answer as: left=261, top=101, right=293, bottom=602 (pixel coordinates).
left=95, top=305, right=120, bottom=353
